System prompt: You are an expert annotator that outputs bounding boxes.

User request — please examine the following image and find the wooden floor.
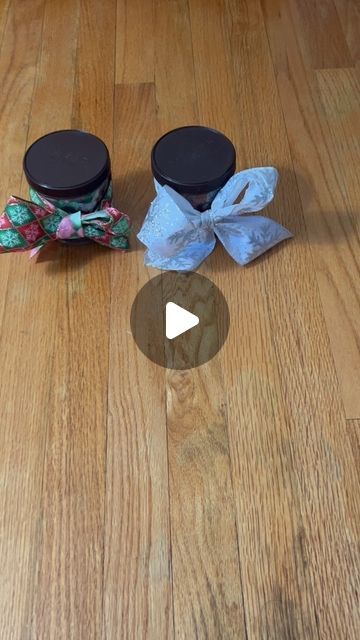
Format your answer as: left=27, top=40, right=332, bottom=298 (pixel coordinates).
left=0, top=0, right=359, bottom=638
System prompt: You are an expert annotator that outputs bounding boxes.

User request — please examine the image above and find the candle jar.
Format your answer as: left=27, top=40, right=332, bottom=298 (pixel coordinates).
left=23, top=129, right=112, bottom=244
left=151, top=126, right=236, bottom=212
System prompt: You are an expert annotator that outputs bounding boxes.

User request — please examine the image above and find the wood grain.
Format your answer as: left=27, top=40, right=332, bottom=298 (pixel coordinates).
left=0, top=0, right=10, bottom=48
left=230, top=4, right=359, bottom=637
left=314, top=68, right=360, bottom=235
left=25, top=2, right=80, bottom=637
left=72, top=0, right=116, bottom=147
left=30, top=0, right=115, bottom=637
left=263, top=0, right=360, bottom=419
left=0, top=0, right=43, bottom=329
left=331, top=0, right=360, bottom=63
left=156, top=2, right=246, bottom=637
left=0, top=1, right=359, bottom=638
left=0, top=0, right=47, bottom=636
left=154, top=0, right=198, bottom=128
left=289, top=0, right=352, bottom=69
left=116, top=0, right=154, bottom=83
left=26, top=0, right=80, bottom=141
left=347, top=420, right=360, bottom=476
left=190, top=1, right=320, bottom=637
left=189, top=0, right=242, bottom=144
left=103, top=83, right=173, bottom=640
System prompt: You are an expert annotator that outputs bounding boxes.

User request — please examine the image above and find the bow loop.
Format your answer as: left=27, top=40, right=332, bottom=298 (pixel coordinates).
left=137, top=167, right=292, bottom=271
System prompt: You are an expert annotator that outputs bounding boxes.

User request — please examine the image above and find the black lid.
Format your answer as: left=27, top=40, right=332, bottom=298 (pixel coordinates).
left=23, top=130, right=111, bottom=198
left=151, top=126, right=236, bottom=194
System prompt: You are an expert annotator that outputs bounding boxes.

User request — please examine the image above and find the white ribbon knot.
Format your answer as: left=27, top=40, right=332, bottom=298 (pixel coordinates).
left=137, top=167, right=293, bottom=271
left=200, top=209, right=217, bottom=231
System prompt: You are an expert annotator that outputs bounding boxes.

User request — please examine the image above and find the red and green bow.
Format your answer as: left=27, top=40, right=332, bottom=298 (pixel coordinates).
left=0, top=189, right=131, bottom=255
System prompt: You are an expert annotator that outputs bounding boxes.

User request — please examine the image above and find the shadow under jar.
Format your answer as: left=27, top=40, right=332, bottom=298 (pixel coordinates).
left=23, top=129, right=112, bottom=244
left=151, top=125, right=236, bottom=212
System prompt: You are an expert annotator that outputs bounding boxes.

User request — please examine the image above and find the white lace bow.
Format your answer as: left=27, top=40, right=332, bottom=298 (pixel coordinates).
left=138, top=167, right=292, bottom=271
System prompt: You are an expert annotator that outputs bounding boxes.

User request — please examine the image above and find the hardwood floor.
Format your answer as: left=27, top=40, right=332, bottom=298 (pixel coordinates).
left=0, top=1, right=358, bottom=638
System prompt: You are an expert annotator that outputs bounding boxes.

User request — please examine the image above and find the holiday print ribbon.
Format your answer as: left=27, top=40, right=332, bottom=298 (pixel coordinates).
left=137, top=167, right=292, bottom=271
left=0, top=181, right=131, bottom=255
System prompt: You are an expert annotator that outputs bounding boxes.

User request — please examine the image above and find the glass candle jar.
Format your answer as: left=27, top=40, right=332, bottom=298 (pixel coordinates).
left=23, top=129, right=112, bottom=244
left=151, top=126, right=236, bottom=212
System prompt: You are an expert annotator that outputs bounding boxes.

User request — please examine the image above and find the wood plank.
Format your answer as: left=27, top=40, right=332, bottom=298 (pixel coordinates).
left=313, top=68, right=360, bottom=417
left=72, top=0, right=116, bottom=148
left=103, top=82, right=173, bottom=640
left=289, top=0, right=352, bottom=69
left=263, top=0, right=360, bottom=419
left=0, top=0, right=43, bottom=326
left=315, top=68, right=360, bottom=232
left=187, top=0, right=241, bottom=144
left=26, top=0, right=80, bottom=142
left=347, top=420, right=360, bottom=477
left=32, top=250, right=110, bottom=640
left=0, top=1, right=49, bottom=637
left=189, top=1, right=322, bottom=637
left=0, top=0, right=10, bottom=49
left=232, top=3, right=359, bottom=637
left=155, top=1, right=246, bottom=637
left=116, top=0, right=154, bottom=83
left=167, top=365, right=246, bottom=639
left=29, top=1, right=114, bottom=637
left=155, top=0, right=198, bottom=128
left=333, top=0, right=360, bottom=63
left=224, top=0, right=262, bottom=32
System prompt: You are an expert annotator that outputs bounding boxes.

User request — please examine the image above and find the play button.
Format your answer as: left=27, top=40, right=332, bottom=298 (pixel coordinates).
left=130, top=272, right=230, bottom=370
left=166, top=302, right=199, bottom=339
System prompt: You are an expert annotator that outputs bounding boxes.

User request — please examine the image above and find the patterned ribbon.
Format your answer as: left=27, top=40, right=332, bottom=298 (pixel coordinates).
left=0, top=181, right=131, bottom=255
left=137, top=167, right=292, bottom=271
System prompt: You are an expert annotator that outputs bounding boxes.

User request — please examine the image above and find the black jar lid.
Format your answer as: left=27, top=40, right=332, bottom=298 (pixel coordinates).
left=23, top=129, right=111, bottom=198
left=151, top=126, right=236, bottom=195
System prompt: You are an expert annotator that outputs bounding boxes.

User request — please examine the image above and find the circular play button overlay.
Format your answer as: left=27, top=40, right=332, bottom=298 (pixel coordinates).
left=130, top=272, right=230, bottom=370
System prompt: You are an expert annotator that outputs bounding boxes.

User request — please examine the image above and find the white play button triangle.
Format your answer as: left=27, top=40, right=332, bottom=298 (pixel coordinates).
left=165, top=302, right=199, bottom=340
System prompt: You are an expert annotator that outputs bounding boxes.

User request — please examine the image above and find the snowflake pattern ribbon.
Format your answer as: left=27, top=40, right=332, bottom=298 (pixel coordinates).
left=137, top=167, right=293, bottom=271
left=0, top=182, right=131, bottom=254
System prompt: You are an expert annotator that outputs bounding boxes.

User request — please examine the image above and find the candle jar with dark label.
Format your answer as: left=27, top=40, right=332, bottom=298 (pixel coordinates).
left=23, top=129, right=112, bottom=244
left=151, top=126, right=236, bottom=212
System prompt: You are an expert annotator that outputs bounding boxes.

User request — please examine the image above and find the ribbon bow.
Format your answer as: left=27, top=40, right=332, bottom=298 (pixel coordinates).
left=138, top=167, right=292, bottom=271
left=0, top=186, right=131, bottom=255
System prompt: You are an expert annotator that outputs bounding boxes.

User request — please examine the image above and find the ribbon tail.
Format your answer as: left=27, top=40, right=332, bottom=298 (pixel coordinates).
left=215, top=216, right=293, bottom=266
left=0, top=197, right=54, bottom=253
left=29, top=245, right=44, bottom=259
